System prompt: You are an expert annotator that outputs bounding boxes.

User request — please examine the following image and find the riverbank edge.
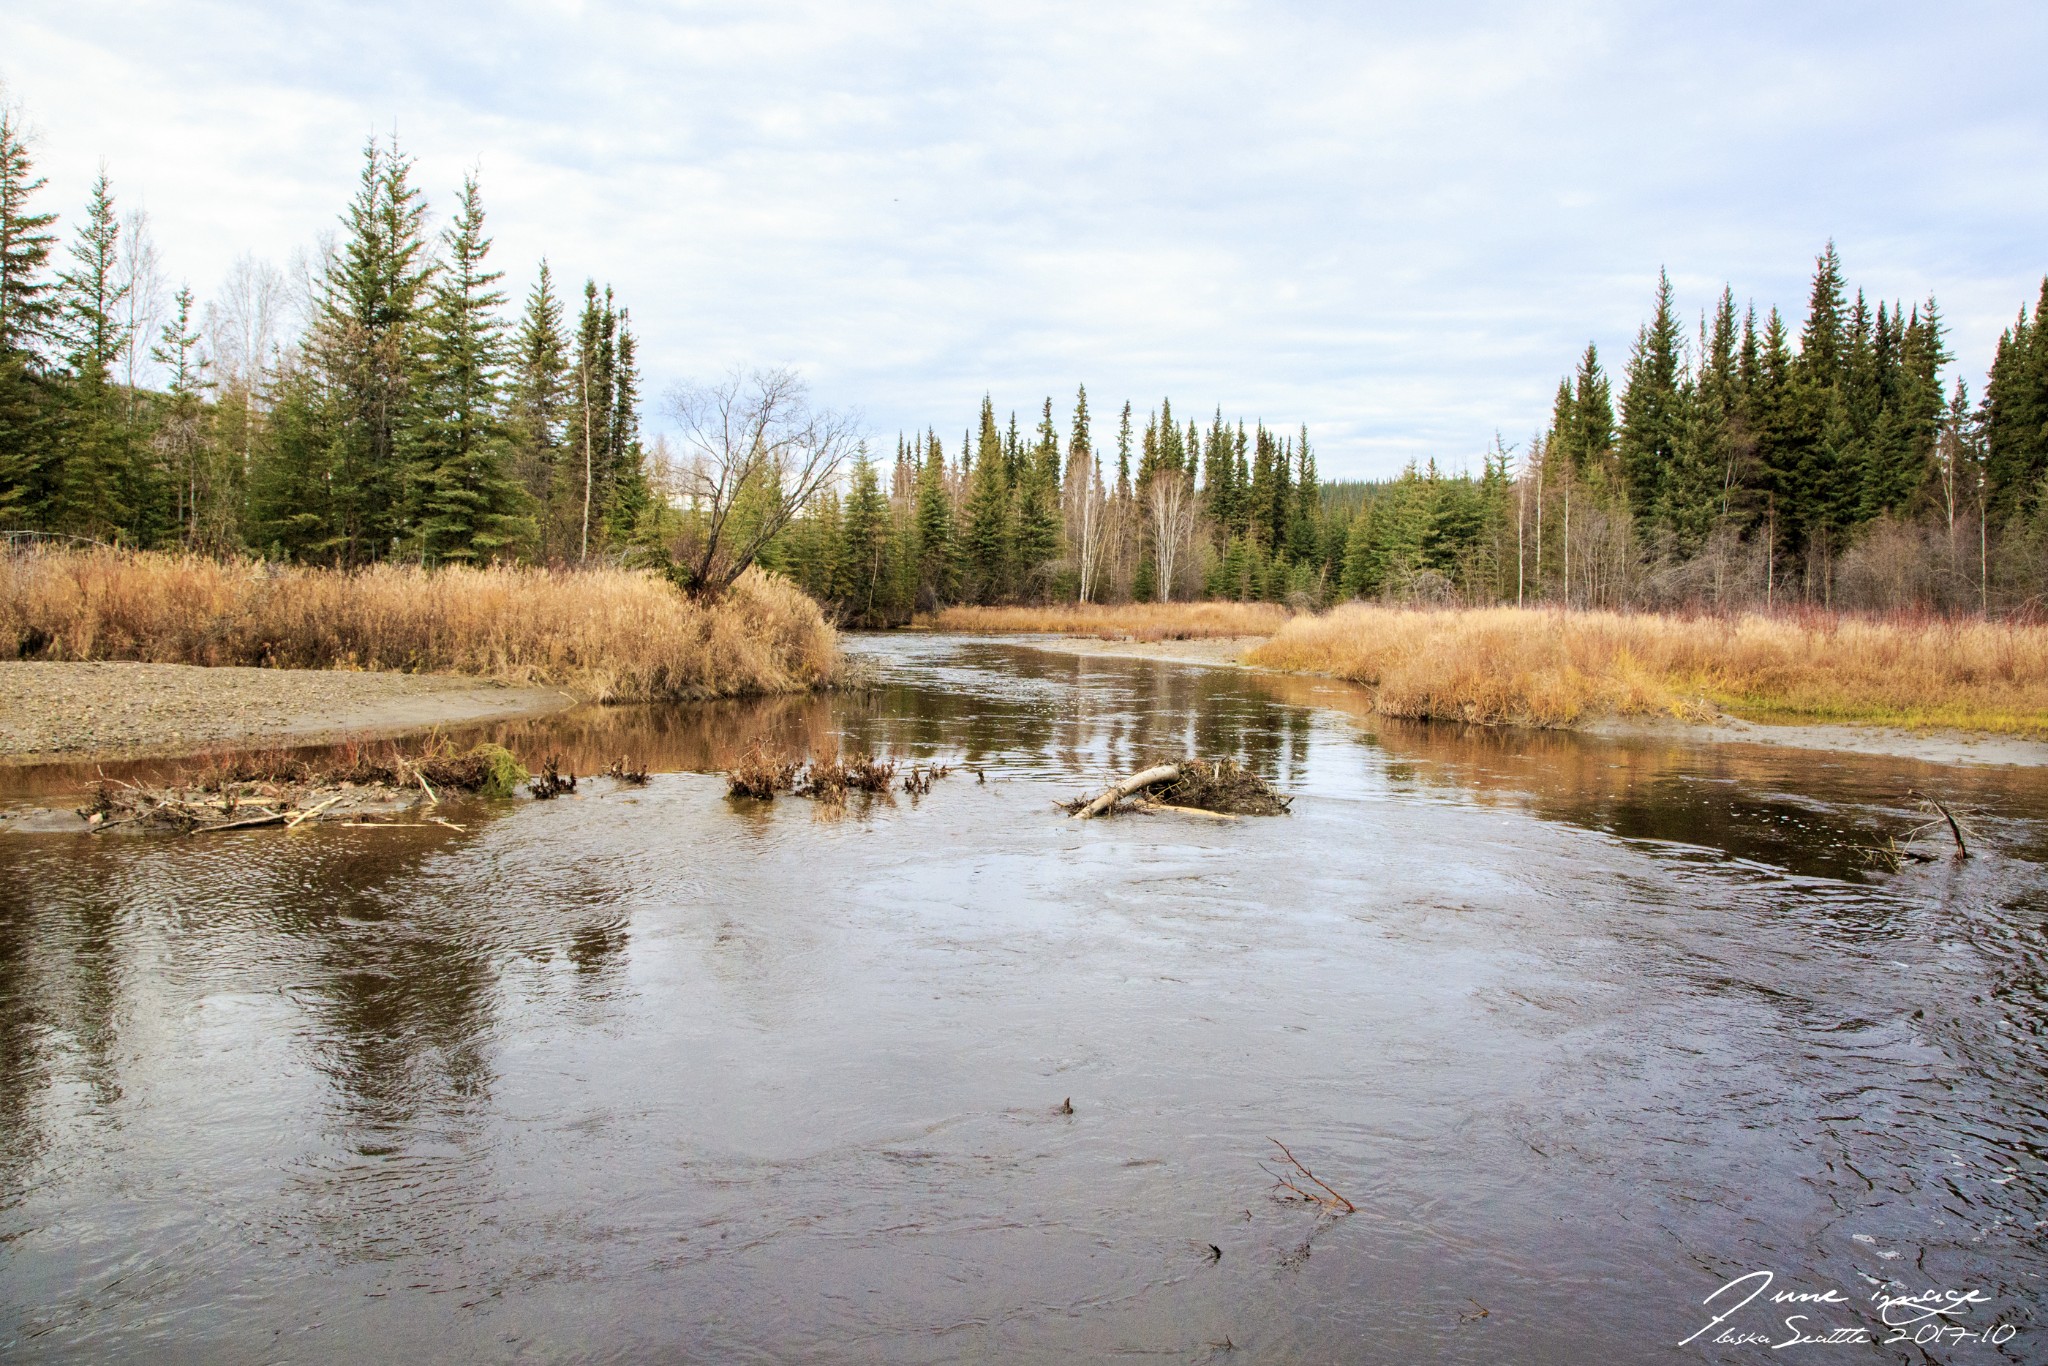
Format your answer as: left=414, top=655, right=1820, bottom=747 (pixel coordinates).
left=1000, top=633, right=2048, bottom=768
left=0, top=660, right=581, bottom=767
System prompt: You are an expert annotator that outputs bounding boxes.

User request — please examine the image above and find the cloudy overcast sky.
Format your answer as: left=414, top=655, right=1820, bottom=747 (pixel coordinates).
left=8, top=1, right=2046, bottom=477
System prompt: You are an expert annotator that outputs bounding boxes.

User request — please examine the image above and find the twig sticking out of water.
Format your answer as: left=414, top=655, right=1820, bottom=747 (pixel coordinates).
left=602, top=756, right=650, bottom=785
left=1869, top=791, right=1975, bottom=869
left=1911, top=791, right=1970, bottom=858
left=528, top=755, right=577, bottom=800
left=1262, top=1137, right=1355, bottom=1214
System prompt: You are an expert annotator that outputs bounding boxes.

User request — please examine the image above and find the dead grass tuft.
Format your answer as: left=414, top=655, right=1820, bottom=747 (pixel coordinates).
left=926, top=601, right=1291, bottom=641
left=726, top=746, right=804, bottom=800
left=1247, top=604, right=2048, bottom=735
left=723, top=745, right=899, bottom=803
left=1, top=548, right=839, bottom=701
left=797, top=754, right=896, bottom=803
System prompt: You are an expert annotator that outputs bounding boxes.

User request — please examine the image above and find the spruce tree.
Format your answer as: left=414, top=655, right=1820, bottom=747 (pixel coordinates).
left=603, top=310, right=650, bottom=548
left=1568, top=344, right=1616, bottom=471
left=506, top=260, right=570, bottom=557
left=298, top=136, right=433, bottom=563
left=1200, top=405, right=1236, bottom=533
left=0, top=97, right=59, bottom=528
left=1064, top=384, right=1092, bottom=490
left=835, top=448, right=892, bottom=625
left=1115, top=400, right=1132, bottom=498
left=248, top=356, right=338, bottom=560
left=963, top=395, right=1010, bottom=600
left=1012, top=398, right=1061, bottom=595
left=913, top=429, right=955, bottom=607
left=1617, top=269, right=1682, bottom=528
left=1288, top=424, right=1320, bottom=563
left=1750, top=307, right=1799, bottom=561
left=150, top=285, right=222, bottom=546
left=1982, top=280, right=2047, bottom=518
left=415, top=174, right=531, bottom=563
left=53, top=172, right=134, bottom=539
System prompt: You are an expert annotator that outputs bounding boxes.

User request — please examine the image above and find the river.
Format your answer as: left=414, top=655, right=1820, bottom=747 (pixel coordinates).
left=1, top=635, right=2043, bottom=1362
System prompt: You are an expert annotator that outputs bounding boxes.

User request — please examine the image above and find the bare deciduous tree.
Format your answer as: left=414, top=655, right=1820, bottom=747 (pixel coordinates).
left=115, top=208, right=165, bottom=415
left=1147, top=468, right=1197, bottom=602
left=663, top=367, right=861, bottom=596
left=204, top=252, right=285, bottom=393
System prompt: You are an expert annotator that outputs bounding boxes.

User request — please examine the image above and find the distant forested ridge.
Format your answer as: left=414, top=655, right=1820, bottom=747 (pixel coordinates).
left=778, top=249, right=2048, bottom=623
left=0, top=100, right=658, bottom=566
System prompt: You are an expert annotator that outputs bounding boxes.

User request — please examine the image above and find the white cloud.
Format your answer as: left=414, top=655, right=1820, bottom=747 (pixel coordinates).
left=7, top=0, right=2045, bottom=476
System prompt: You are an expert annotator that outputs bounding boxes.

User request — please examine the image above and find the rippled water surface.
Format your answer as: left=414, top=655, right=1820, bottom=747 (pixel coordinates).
left=2, top=636, right=2045, bottom=1362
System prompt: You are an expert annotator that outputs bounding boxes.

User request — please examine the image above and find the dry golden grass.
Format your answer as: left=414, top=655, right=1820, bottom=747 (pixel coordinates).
left=1, top=549, right=840, bottom=701
left=927, top=601, right=1292, bottom=641
left=1247, top=604, right=2048, bottom=735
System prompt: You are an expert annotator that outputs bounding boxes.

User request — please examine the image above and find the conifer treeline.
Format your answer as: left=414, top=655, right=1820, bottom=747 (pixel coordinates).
left=5, top=85, right=2044, bottom=618
left=780, top=245, right=2048, bottom=624
left=0, top=105, right=659, bottom=564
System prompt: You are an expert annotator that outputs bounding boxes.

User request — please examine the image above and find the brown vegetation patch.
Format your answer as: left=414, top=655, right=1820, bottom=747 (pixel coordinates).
left=723, top=746, right=908, bottom=804
left=927, top=601, right=1292, bottom=641
left=725, top=747, right=805, bottom=800
left=1, top=548, right=839, bottom=701
left=1249, top=605, right=2048, bottom=735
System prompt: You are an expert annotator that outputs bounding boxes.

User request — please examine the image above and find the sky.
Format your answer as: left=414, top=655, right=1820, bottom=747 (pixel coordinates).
left=7, top=0, right=2047, bottom=479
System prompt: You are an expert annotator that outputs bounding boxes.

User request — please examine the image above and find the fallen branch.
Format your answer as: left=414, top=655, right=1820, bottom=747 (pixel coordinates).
left=1263, top=1137, right=1355, bottom=1214
left=1922, top=793, right=1969, bottom=858
left=1068, top=764, right=1182, bottom=819
left=1135, top=801, right=1240, bottom=820
left=284, top=795, right=345, bottom=829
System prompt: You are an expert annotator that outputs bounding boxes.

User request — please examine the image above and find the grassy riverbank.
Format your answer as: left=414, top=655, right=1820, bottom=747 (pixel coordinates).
left=926, top=601, right=1291, bottom=640
left=1247, top=605, right=2048, bottom=735
left=1, top=549, right=840, bottom=701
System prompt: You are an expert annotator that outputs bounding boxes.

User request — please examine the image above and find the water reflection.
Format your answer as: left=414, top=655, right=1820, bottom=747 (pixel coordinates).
left=2, top=635, right=2044, bottom=1362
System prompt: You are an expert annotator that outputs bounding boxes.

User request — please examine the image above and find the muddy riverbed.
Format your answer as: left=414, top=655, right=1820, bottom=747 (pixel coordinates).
left=1, top=636, right=2043, bottom=1362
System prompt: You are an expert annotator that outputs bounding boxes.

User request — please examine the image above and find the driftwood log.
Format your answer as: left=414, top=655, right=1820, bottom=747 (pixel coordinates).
left=1070, top=764, right=1182, bottom=819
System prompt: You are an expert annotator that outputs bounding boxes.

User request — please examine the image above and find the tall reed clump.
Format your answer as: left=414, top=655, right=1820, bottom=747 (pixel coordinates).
left=0, top=549, right=840, bottom=701
left=928, top=600, right=1292, bottom=641
left=1247, top=604, right=2048, bottom=735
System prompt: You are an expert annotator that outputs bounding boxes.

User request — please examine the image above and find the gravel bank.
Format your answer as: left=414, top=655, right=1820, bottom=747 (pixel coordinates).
left=0, top=661, right=576, bottom=764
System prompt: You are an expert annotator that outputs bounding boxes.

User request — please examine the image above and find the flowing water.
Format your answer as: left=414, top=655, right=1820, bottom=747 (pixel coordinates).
left=1, top=636, right=2044, bottom=1363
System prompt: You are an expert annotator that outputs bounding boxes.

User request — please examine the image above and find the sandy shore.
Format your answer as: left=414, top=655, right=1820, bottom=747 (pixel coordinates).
left=0, top=661, right=577, bottom=765
left=1004, top=633, right=2048, bottom=768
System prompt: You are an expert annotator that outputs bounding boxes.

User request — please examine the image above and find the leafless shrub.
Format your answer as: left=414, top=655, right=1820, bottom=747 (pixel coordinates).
left=662, top=368, right=863, bottom=597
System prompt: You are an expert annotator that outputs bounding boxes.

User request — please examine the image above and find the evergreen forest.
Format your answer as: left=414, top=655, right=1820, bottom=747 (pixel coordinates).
left=4, top=93, right=2046, bottom=622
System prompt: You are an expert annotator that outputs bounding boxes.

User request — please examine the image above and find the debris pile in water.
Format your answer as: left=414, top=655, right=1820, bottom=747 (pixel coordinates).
left=78, top=741, right=532, bottom=834
left=1156, top=759, right=1292, bottom=816
left=1064, top=759, right=1291, bottom=818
